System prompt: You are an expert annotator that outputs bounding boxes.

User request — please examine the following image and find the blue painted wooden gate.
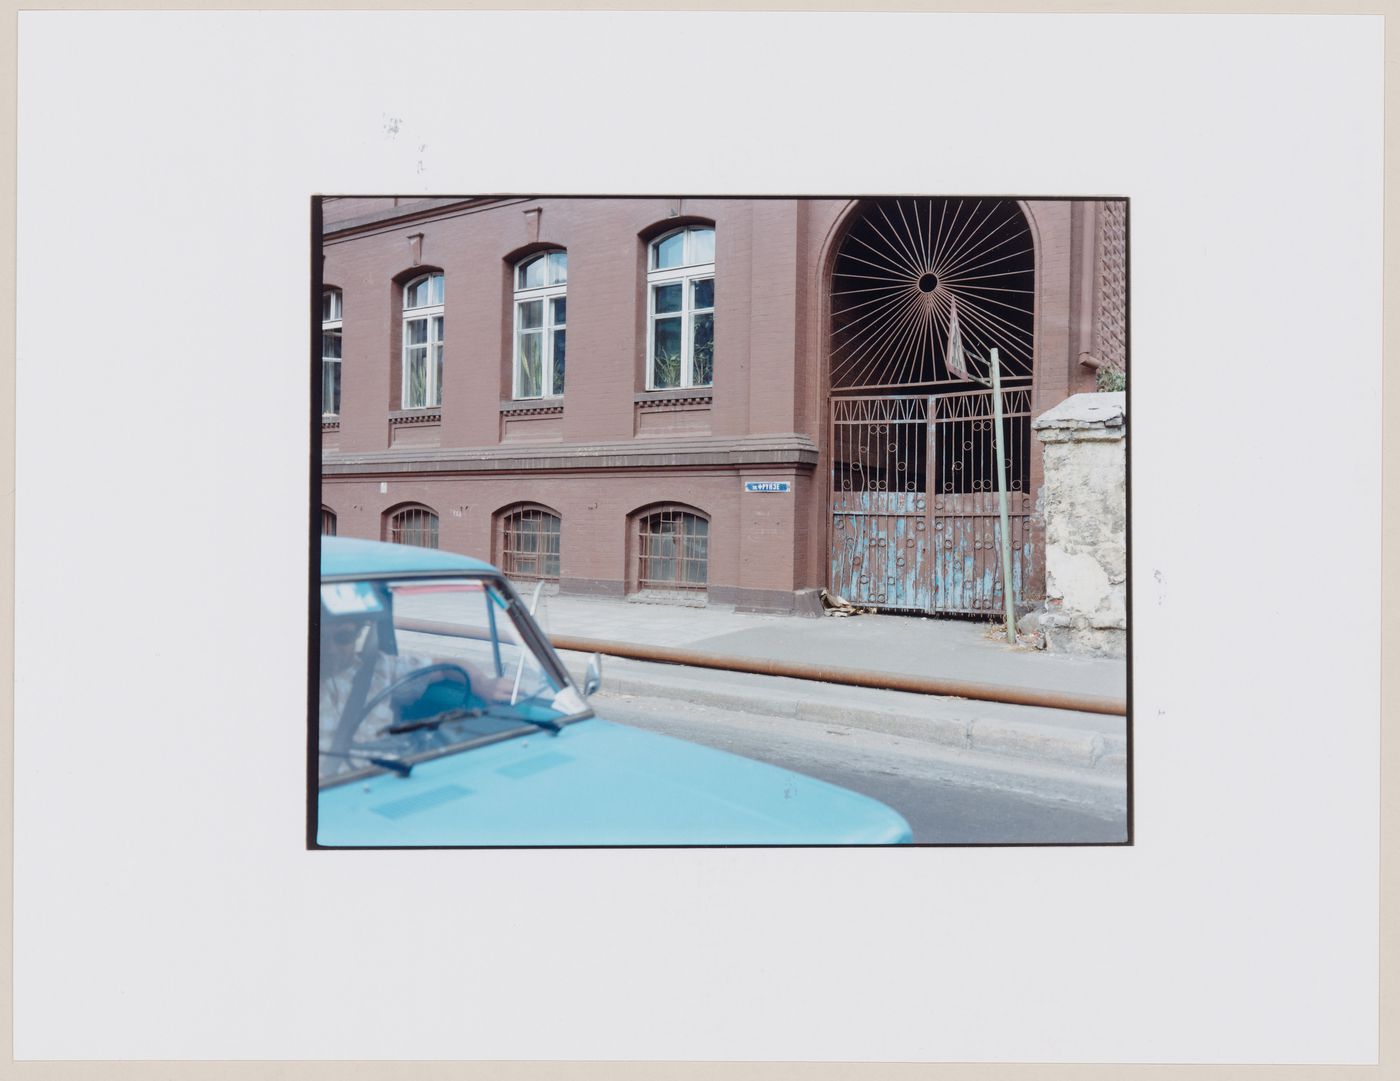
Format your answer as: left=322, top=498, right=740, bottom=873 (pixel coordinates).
left=830, top=392, right=1041, bottom=615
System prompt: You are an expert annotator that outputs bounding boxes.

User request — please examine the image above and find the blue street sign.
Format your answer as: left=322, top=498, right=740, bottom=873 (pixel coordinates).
left=744, top=481, right=791, bottom=493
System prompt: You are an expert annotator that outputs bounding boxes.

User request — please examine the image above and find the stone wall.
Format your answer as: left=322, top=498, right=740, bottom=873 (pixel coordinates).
left=1030, top=393, right=1126, bottom=656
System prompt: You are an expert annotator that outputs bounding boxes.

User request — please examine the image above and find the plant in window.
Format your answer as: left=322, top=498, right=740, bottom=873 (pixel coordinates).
left=513, top=251, right=566, bottom=399
left=647, top=227, right=714, bottom=390
left=651, top=345, right=682, bottom=390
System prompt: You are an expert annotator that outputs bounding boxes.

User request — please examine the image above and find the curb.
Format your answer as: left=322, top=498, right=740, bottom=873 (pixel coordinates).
left=592, top=671, right=1126, bottom=774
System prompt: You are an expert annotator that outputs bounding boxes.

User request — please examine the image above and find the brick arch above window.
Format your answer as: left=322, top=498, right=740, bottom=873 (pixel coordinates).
left=629, top=502, right=710, bottom=592
left=638, top=215, right=716, bottom=246
left=502, top=241, right=566, bottom=269
left=383, top=503, right=439, bottom=549
left=494, top=502, right=562, bottom=582
left=390, top=263, right=445, bottom=289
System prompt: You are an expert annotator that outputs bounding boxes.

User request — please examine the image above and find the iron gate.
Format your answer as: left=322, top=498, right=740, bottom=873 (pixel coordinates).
left=830, top=391, right=1041, bottom=615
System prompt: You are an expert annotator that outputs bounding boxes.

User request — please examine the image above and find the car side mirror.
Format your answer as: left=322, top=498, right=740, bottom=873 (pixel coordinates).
left=583, top=653, right=603, bottom=697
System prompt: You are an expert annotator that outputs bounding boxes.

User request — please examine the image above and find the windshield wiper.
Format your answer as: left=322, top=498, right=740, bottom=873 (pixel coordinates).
left=385, top=707, right=485, bottom=735
left=387, top=698, right=563, bottom=736
left=481, top=703, right=561, bottom=734
left=318, top=748, right=413, bottom=777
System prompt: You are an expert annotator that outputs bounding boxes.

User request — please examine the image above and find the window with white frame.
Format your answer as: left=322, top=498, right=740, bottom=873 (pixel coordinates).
left=647, top=226, right=715, bottom=390
left=322, top=288, right=342, bottom=416
left=513, top=251, right=567, bottom=399
left=401, top=272, right=444, bottom=409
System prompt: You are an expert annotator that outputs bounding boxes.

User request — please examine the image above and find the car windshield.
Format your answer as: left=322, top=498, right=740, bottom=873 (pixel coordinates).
left=318, top=575, right=588, bottom=785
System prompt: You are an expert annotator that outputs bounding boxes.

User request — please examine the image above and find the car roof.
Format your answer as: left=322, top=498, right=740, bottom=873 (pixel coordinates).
left=321, top=536, right=497, bottom=578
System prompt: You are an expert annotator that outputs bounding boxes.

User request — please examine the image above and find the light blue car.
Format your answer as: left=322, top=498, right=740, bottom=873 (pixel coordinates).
left=316, top=538, right=912, bottom=846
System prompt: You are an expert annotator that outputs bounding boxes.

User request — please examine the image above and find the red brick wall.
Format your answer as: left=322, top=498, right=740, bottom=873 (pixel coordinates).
left=320, top=196, right=1107, bottom=609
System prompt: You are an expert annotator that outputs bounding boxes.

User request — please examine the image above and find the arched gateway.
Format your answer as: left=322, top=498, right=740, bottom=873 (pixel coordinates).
left=828, top=197, right=1041, bottom=615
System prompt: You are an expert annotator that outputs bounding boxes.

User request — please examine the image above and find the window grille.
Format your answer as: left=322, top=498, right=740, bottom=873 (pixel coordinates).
left=637, top=508, right=708, bottom=591
left=499, top=506, right=561, bottom=580
left=829, top=198, right=1034, bottom=391
left=387, top=506, right=439, bottom=549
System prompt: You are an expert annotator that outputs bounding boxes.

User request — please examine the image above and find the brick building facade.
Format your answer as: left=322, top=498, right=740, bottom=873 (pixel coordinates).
left=318, top=196, right=1126, bottom=616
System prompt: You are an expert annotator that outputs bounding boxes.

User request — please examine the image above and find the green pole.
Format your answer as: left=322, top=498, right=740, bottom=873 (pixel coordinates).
left=990, top=348, right=1017, bottom=645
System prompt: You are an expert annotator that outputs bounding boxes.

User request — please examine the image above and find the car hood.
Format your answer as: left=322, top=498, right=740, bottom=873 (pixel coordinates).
left=317, top=716, right=912, bottom=846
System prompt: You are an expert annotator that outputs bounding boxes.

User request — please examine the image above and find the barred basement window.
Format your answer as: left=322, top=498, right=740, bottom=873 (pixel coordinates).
left=637, top=507, right=708, bottom=591
left=321, top=508, right=337, bottom=537
left=498, top=505, right=561, bottom=581
left=386, top=505, right=439, bottom=549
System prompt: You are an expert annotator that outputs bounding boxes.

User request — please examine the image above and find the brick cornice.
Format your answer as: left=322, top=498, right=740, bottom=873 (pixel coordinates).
left=635, top=389, right=714, bottom=411
left=388, top=409, right=442, bottom=426
left=499, top=399, right=565, bottom=417
left=323, top=434, right=817, bottom=477
left=321, top=197, right=530, bottom=242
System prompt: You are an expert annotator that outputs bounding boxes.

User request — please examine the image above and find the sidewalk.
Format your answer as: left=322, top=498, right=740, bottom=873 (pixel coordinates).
left=525, top=590, right=1129, bottom=774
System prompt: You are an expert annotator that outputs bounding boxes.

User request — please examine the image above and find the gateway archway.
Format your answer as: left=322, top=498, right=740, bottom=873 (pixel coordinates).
left=827, top=197, right=1040, bottom=615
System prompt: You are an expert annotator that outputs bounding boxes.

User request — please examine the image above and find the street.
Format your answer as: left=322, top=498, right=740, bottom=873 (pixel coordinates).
left=594, top=690, right=1128, bottom=845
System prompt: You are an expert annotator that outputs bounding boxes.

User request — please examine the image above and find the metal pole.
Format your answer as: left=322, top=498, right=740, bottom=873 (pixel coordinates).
left=990, top=348, right=1017, bottom=644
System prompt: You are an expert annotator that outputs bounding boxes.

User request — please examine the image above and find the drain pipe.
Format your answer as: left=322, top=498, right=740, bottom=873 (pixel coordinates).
left=548, top=633, right=1126, bottom=717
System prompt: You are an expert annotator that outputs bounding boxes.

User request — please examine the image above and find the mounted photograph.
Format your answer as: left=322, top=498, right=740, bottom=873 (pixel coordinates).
left=312, top=195, right=1129, bottom=847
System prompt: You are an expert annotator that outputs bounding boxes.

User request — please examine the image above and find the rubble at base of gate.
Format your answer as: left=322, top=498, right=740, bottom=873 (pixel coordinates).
left=819, top=588, right=874, bottom=617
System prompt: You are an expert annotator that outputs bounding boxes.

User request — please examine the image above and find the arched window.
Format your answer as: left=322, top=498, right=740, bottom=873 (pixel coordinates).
left=512, top=251, right=566, bottom=399
left=497, top=504, right=562, bottom=581
left=636, top=506, right=709, bottom=591
left=320, top=507, right=338, bottom=537
left=321, top=288, right=342, bottom=416
left=647, top=226, right=714, bottom=390
left=402, top=272, right=444, bottom=408
left=386, top=504, right=439, bottom=549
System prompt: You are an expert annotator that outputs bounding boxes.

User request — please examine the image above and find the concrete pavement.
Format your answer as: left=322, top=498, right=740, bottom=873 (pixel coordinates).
left=521, top=589, right=1129, bottom=775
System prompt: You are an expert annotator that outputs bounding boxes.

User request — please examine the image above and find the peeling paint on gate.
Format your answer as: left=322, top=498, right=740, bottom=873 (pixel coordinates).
left=830, top=394, right=1042, bottom=615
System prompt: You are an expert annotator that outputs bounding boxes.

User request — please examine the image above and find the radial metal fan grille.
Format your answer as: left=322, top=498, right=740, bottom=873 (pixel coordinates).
left=830, top=198, right=1035, bottom=391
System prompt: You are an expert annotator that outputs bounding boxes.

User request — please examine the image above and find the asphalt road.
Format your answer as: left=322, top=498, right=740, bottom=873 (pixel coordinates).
left=595, top=692, right=1128, bottom=845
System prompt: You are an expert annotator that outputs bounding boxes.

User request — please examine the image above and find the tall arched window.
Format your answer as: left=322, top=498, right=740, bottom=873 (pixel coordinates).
left=647, top=226, right=714, bottom=390
left=402, top=272, right=444, bottom=408
left=635, top=506, right=709, bottom=591
left=386, top=504, right=439, bottom=549
left=513, top=251, right=567, bottom=399
left=321, top=288, right=342, bottom=416
left=497, top=504, right=562, bottom=581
